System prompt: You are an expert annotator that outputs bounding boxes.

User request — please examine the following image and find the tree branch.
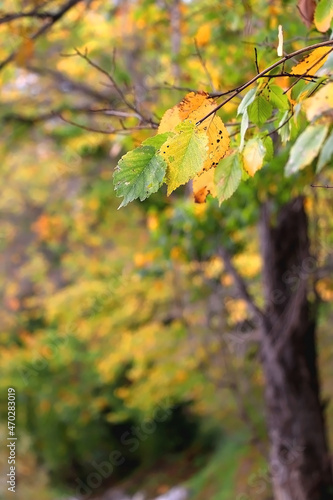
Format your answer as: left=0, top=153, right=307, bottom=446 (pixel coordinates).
left=72, top=48, right=157, bottom=128
left=27, top=64, right=110, bottom=102
left=57, top=112, right=157, bottom=134
left=197, top=39, right=333, bottom=125
left=0, top=5, right=55, bottom=25
left=0, top=0, right=83, bottom=72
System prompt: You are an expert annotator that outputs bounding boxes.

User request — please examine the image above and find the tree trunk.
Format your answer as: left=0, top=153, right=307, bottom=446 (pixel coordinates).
left=260, top=196, right=333, bottom=500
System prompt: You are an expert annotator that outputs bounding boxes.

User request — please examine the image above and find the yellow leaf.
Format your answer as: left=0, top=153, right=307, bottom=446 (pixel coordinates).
left=242, top=138, right=266, bottom=177
left=290, top=47, right=331, bottom=76
left=303, top=81, right=333, bottom=120
left=160, top=121, right=208, bottom=194
left=195, top=23, right=211, bottom=47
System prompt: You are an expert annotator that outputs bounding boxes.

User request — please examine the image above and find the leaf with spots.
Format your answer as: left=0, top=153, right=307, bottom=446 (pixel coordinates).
left=290, top=47, right=332, bottom=76
left=262, top=83, right=290, bottom=111
left=160, top=120, right=209, bottom=195
left=303, top=81, right=333, bottom=121
left=113, top=133, right=170, bottom=208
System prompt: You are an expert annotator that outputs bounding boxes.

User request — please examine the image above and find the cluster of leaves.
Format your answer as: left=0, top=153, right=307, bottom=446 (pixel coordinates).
left=114, top=41, right=333, bottom=209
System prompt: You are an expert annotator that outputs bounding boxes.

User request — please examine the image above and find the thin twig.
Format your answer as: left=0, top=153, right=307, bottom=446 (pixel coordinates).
left=311, top=184, right=333, bottom=189
left=0, top=10, right=53, bottom=25
left=194, top=38, right=216, bottom=92
left=265, top=112, right=293, bottom=137
left=57, top=112, right=114, bottom=134
left=72, top=48, right=155, bottom=127
left=254, top=47, right=259, bottom=74
left=57, top=112, right=157, bottom=133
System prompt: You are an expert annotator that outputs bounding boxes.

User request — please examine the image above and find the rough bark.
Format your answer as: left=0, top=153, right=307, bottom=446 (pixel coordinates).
left=260, top=196, right=333, bottom=500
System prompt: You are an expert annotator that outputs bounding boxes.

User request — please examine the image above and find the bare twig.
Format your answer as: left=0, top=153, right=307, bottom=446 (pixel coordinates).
left=265, top=112, right=293, bottom=137
left=194, top=38, right=216, bottom=92
left=311, top=184, right=333, bottom=189
left=1, top=106, right=143, bottom=125
left=72, top=48, right=155, bottom=127
left=0, top=10, right=53, bottom=25
left=254, top=47, right=259, bottom=74
left=58, top=112, right=157, bottom=133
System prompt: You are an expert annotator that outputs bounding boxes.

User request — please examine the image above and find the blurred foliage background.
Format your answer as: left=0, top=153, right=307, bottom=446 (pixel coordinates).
left=0, top=1, right=333, bottom=499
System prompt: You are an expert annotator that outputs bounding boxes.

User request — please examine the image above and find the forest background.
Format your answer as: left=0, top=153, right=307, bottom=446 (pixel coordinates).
left=1, top=1, right=333, bottom=499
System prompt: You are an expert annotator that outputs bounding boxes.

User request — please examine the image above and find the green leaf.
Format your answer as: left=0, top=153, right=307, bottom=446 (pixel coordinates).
left=247, top=96, right=273, bottom=126
left=262, top=84, right=289, bottom=111
left=317, top=129, right=333, bottom=172
left=262, top=135, right=274, bottom=162
left=113, top=133, right=170, bottom=208
left=237, top=88, right=256, bottom=115
left=285, top=124, right=329, bottom=176
left=143, top=133, right=171, bottom=149
left=214, top=152, right=242, bottom=203
left=315, top=0, right=333, bottom=32
left=160, top=120, right=208, bottom=195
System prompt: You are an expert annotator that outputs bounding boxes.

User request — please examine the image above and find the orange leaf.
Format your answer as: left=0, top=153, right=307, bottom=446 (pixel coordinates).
left=193, top=168, right=217, bottom=203
left=16, top=39, right=34, bottom=67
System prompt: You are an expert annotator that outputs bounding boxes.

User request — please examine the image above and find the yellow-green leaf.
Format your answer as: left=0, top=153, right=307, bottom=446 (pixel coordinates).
left=160, top=121, right=208, bottom=195
left=242, top=137, right=266, bottom=177
left=315, top=0, right=333, bottom=32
